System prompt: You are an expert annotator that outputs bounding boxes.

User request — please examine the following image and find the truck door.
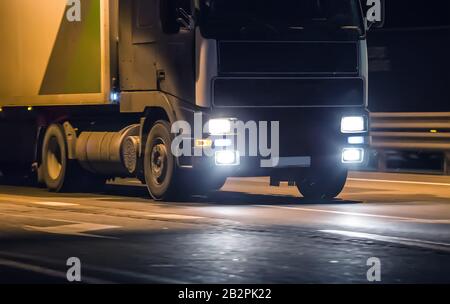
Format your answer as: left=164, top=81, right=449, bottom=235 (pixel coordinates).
left=157, top=0, right=196, bottom=104
left=119, top=0, right=159, bottom=91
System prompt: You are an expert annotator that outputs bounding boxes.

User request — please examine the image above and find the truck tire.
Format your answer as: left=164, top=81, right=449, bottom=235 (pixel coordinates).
left=144, top=120, right=182, bottom=201
left=42, top=124, right=74, bottom=192
left=42, top=124, right=107, bottom=193
left=296, top=168, right=348, bottom=200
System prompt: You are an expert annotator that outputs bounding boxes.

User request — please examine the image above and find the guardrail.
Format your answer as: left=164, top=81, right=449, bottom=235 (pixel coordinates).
left=370, top=112, right=450, bottom=174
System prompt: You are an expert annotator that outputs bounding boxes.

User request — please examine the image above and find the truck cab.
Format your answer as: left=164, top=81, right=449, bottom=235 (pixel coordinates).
left=121, top=0, right=369, bottom=199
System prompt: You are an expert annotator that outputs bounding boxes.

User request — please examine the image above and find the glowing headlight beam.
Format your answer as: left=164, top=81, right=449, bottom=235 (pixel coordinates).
left=215, top=150, right=240, bottom=166
left=342, top=148, right=364, bottom=164
left=341, top=116, right=366, bottom=133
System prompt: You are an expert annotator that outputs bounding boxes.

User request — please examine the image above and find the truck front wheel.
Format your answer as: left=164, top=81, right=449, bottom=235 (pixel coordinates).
left=296, top=168, right=348, bottom=200
left=144, top=121, right=180, bottom=201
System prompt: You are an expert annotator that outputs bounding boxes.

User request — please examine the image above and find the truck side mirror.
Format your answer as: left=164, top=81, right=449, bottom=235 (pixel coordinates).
left=362, top=0, right=385, bottom=30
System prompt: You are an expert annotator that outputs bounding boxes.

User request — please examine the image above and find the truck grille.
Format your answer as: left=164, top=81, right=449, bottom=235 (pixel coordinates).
left=218, top=41, right=359, bottom=76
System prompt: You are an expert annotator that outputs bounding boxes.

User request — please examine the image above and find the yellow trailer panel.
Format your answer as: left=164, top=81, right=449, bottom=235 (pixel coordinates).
left=0, top=0, right=115, bottom=107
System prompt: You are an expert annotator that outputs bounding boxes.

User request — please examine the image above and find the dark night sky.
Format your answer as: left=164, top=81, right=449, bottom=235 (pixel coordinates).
left=368, top=1, right=450, bottom=112
left=383, top=0, right=450, bottom=28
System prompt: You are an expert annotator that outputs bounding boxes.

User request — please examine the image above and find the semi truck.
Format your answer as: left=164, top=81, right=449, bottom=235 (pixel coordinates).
left=0, top=0, right=370, bottom=200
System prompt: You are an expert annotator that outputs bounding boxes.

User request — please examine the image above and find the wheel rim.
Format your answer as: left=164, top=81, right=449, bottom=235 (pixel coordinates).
left=150, top=139, right=168, bottom=186
left=47, top=136, right=63, bottom=180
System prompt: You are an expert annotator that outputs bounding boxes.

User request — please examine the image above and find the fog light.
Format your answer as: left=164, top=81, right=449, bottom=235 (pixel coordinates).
left=341, top=116, right=366, bottom=133
left=215, top=150, right=239, bottom=166
left=342, top=148, right=364, bottom=163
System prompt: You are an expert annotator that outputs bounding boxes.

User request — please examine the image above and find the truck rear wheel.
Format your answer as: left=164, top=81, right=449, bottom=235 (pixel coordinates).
left=144, top=121, right=182, bottom=201
left=296, top=168, right=348, bottom=200
left=42, top=124, right=72, bottom=192
left=42, top=124, right=107, bottom=192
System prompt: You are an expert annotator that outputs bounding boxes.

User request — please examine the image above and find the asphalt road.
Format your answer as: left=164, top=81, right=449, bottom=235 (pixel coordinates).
left=0, top=171, right=449, bottom=284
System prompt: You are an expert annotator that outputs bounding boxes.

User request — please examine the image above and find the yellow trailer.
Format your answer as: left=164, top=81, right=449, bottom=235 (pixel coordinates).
left=0, top=0, right=118, bottom=107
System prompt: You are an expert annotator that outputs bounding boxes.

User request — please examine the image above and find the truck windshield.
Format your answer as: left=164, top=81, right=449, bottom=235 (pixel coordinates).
left=198, top=0, right=365, bottom=40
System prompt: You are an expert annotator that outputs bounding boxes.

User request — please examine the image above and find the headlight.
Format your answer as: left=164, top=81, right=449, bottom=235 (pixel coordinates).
left=342, top=148, right=364, bottom=163
left=215, top=150, right=240, bottom=166
left=341, top=116, right=366, bottom=133
left=208, top=119, right=233, bottom=135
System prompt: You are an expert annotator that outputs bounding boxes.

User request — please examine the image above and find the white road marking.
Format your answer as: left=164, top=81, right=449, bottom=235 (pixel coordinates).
left=259, top=205, right=450, bottom=224
left=348, top=178, right=450, bottom=187
left=32, top=202, right=79, bottom=207
left=0, top=194, right=142, bottom=206
left=24, top=223, right=120, bottom=239
left=0, top=257, right=111, bottom=284
left=0, top=211, right=77, bottom=223
left=143, top=213, right=204, bottom=220
left=320, top=230, right=450, bottom=253
left=0, top=196, right=80, bottom=206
